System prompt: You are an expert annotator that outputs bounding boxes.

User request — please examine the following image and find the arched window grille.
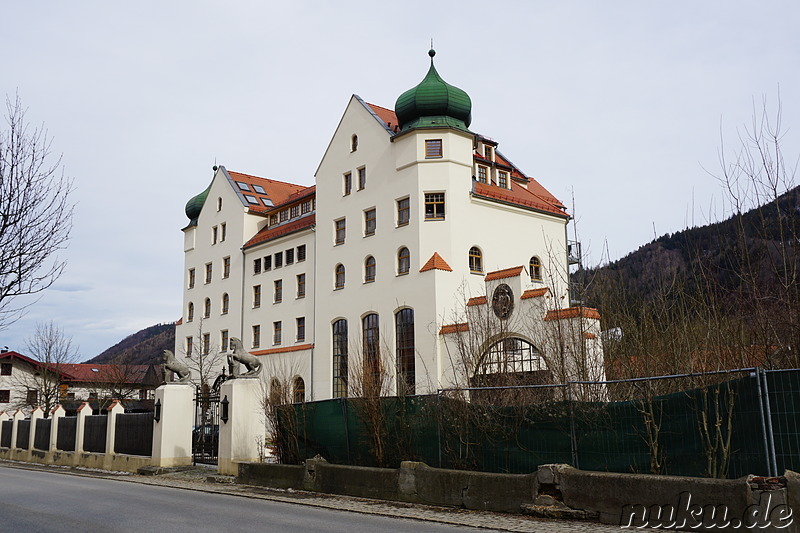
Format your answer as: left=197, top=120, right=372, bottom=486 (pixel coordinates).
left=332, top=319, right=348, bottom=398
left=187, top=302, right=194, bottom=322
left=397, top=247, right=410, bottom=275
left=203, top=298, right=211, bottom=318
left=335, top=264, right=346, bottom=289
left=293, top=376, right=305, bottom=403
left=395, top=309, right=415, bottom=395
left=362, top=313, right=381, bottom=394
left=469, top=247, right=483, bottom=273
left=364, top=256, right=376, bottom=283
left=530, top=256, right=542, bottom=281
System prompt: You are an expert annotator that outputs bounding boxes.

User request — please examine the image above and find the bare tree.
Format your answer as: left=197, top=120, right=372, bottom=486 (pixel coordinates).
left=0, top=95, right=74, bottom=331
left=13, top=321, right=79, bottom=415
left=181, top=318, right=225, bottom=390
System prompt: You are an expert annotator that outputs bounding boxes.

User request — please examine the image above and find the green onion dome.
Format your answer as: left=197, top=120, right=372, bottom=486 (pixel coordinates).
left=185, top=183, right=211, bottom=224
left=395, top=49, right=472, bottom=132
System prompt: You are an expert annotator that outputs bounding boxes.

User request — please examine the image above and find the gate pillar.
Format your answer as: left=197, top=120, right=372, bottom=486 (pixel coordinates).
left=151, top=383, right=193, bottom=468
left=218, top=378, right=264, bottom=476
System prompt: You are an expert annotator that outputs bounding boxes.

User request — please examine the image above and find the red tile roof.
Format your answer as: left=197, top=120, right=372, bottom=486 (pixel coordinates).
left=367, top=103, right=400, bottom=132
left=544, top=307, right=601, bottom=321
left=227, top=170, right=310, bottom=214
left=250, top=343, right=314, bottom=357
left=59, top=364, right=153, bottom=385
left=244, top=214, right=315, bottom=249
left=485, top=266, right=524, bottom=281
left=521, top=287, right=550, bottom=299
left=420, top=252, right=453, bottom=273
left=439, top=323, right=469, bottom=334
left=473, top=180, right=569, bottom=218
left=0, top=351, right=73, bottom=379
left=467, top=296, right=487, bottom=306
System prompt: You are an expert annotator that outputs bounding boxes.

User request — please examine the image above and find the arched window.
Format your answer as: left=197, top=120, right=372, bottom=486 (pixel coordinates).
left=332, top=319, right=348, bottom=398
left=530, top=256, right=542, bottom=281
left=221, top=293, right=230, bottom=315
left=364, top=256, right=376, bottom=283
left=269, top=378, right=283, bottom=406
left=335, top=264, right=346, bottom=289
left=397, top=247, right=410, bottom=275
left=187, top=302, right=194, bottom=322
left=293, top=376, right=305, bottom=403
left=362, top=313, right=381, bottom=394
left=351, top=134, right=358, bottom=152
left=395, top=308, right=415, bottom=395
left=476, top=337, right=546, bottom=376
left=204, top=298, right=211, bottom=318
left=469, top=246, right=483, bottom=274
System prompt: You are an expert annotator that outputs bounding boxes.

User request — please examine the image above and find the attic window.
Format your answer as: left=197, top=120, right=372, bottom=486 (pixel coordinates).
left=252, top=185, right=266, bottom=194
left=91, top=368, right=99, bottom=373
left=236, top=181, right=250, bottom=191
left=261, top=198, right=274, bottom=207
left=351, top=134, right=358, bottom=152
left=245, top=195, right=259, bottom=205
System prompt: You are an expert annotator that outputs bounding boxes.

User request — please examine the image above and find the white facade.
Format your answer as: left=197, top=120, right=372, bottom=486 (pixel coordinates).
left=175, top=60, right=602, bottom=401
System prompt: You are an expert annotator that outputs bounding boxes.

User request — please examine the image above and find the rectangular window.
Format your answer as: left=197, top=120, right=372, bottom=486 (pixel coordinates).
left=275, top=252, right=283, bottom=268
left=397, top=197, right=409, bottom=226
left=477, top=166, right=488, bottom=183
left=252, top=325, right=261, bottom=349
left=357, top=167, right=366, bottom=190
left=186, top=337, right=193, bottom=356
left=297, top=244, right=306, bottom=262
left=188, top=268, right=196, bottom=289
left=290, top=205, right=300, bottom=218
left=425, top=139, right=442, bottom=158
left=364, top=208, right=376, bottom=236
left=264, top=255, right=272, bottom=271
left=0, top=390, right=9, bottom=403
left=205, top=263, right=213, bottom=283
left=296, top=317, right=305, bottom=342
left=498, top=171, right=508, bottom=189
left=212, top=226, right=218, bottom=244
left=343, top=172, right=352, bottom=196
left=297, top=273, right=306, bottom=298
left=286, top=248, right=295, bottom=265
left=253, top=258, right=262, bottom=274
left=424, top=193, right=445, bottom=220
left=223, top=256, right=231, bottom=279
left=26, top=390, right=37, bottom=405
left=221, top=330, right=229, bottom=351
left=301, top=201, right=311, bottom=214
left=273, top=321, right=282, bottom=345
left=484, top=145, right=492, bottom=160
left=269, top=214, right=278, bottom=226
left=274, top=280, right=283, bottom=303
left=220, top=222, right=227, bottom=241
left=1, top=363, right=12, bottom=376
left=335, top=218, right=346, bottom=245
left=253, top=285, right=261, bottom=308
left=202, top=333, right=210, bottom=355
left=280, top=209, right=288, bottom=222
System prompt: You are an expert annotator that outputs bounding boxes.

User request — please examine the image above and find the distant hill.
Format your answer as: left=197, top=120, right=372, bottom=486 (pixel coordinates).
left=85, top=323, right=175, bottom=365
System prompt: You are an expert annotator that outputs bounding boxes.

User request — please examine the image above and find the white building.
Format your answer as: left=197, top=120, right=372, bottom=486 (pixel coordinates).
left=174, top=50, right=603, bottom=401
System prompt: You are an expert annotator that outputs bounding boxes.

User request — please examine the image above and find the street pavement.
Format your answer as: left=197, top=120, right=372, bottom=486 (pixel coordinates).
left=0, top=461, right=627, bottom=532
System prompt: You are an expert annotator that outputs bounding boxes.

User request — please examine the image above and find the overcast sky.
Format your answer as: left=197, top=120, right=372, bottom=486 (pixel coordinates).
left=2, top=1, right=799, bottom=360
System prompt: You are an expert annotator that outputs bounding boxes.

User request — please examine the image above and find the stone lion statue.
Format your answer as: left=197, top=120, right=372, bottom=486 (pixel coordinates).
left=228, top=337, right=262, bottom=377
left=162, top=349, right=191, bottom=383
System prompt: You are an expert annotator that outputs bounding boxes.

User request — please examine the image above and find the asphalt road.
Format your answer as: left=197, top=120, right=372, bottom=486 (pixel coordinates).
left=0, top=466, right=494, bottom=533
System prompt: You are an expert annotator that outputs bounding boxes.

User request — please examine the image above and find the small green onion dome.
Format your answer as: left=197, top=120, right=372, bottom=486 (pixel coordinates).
left=395, top=49, right=472, bottom=132
left=185, top=183, right=211, bottom=223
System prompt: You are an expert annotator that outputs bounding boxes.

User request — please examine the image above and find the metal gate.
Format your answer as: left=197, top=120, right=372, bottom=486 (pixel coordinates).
left=193, top=390, right=220, bottom=465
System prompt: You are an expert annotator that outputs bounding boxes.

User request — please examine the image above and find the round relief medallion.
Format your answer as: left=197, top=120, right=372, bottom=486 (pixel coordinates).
left=491, top=284, right=514, bottom=320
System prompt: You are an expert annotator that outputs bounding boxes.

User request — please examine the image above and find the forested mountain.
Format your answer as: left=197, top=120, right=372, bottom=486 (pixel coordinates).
left=84, top=323, right=175, bottom=365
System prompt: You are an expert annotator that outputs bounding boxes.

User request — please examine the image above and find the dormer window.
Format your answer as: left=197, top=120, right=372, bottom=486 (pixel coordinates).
left=498, top=171, right=508, bottom=189
left=477, top=166, right=488, bottom=183
left=484, top=145, right=493, bottom=160
left=351, top=134, right=358, bottom=152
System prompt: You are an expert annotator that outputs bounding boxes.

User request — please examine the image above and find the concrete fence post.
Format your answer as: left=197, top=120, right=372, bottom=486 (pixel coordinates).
left=28, top=407, right=43, bottom=453
left=218, top=378, right=264, bottom=476
left=74, top=402, right=91, bottom=454
left=0, top=411, right=9, bottom=445
left=151, top=383, right=194, bottom=468
left=49, top=405, right=66, bottom=452
left=105, top=400, right=124, bottom=456
left=10, top=410, right=24, bottom=449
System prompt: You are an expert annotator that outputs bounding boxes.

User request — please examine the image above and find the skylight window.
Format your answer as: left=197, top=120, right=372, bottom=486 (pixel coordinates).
left=261, top=198, right=274, bottom=207
left=245, top=195, right=259, bottom=205
left=252, top=185, right=266, bottom=194
left=236, top=181, right=251, bottom=191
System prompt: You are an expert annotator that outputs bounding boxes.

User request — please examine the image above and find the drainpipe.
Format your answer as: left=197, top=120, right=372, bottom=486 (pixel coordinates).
left=310, top=224, right=316, bottom=401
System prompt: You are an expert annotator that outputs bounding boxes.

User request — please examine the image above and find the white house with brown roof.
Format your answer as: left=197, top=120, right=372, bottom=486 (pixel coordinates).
left=174, top=50, right=603, bottom=402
